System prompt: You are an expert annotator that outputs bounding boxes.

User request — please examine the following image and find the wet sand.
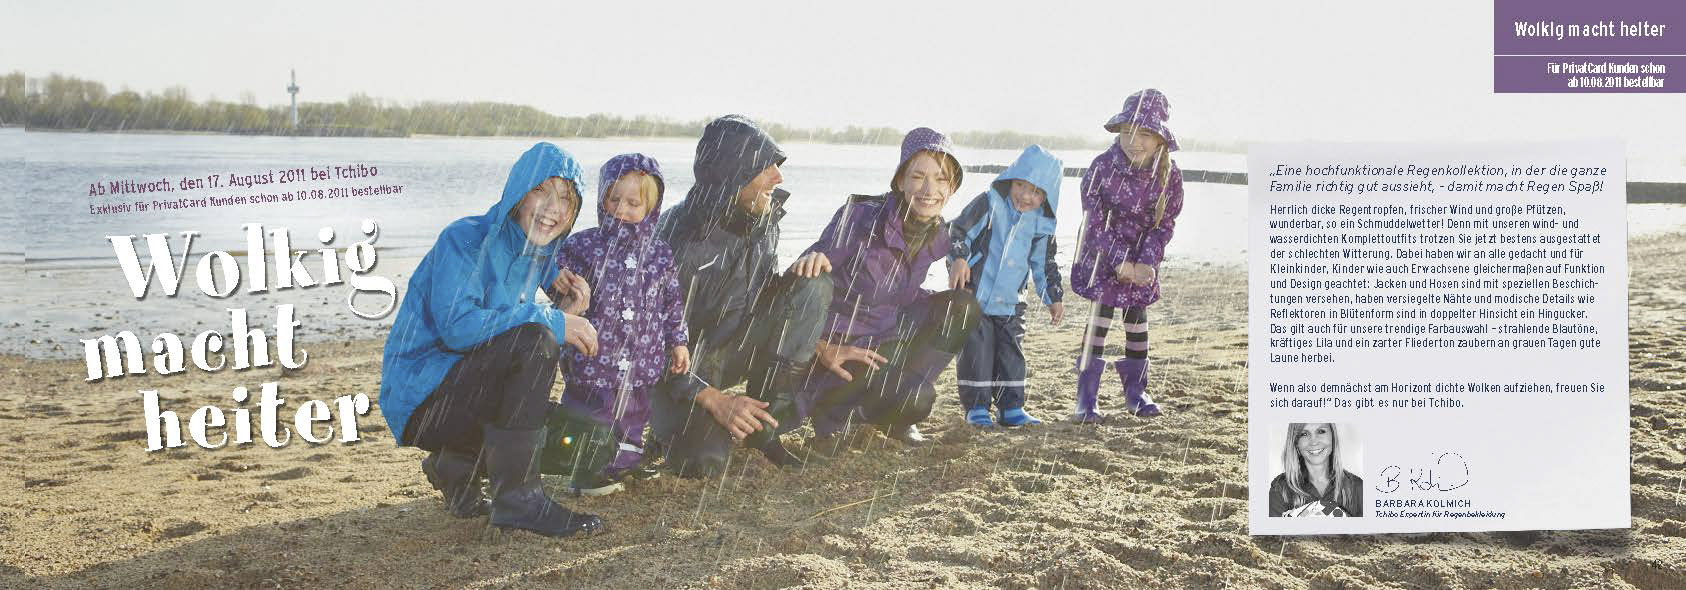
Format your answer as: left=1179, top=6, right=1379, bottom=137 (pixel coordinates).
left=4, top=235, right=1684, bottom=589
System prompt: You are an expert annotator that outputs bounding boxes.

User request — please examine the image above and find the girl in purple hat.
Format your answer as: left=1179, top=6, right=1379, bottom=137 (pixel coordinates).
left=550, top=153, right=690, bottom=495
left=1069, top=88, right=1186, bottom=423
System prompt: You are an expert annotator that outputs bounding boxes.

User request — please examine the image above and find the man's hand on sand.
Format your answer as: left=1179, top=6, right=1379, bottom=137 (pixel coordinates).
left=1049, top=302, right=1065, bottom=326
left=814, top=340, right=887, bottom=382
left=788, top=252, right=831, bottom=278
left=696, top=387, right=777, bottom=441
left=562, top=313, right=599, bottom=356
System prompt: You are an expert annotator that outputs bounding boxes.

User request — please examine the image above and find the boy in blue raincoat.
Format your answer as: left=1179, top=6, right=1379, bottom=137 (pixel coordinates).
left=949, top=145, right=1066, bottom=427
left=378, top=142, right=603, bottom=538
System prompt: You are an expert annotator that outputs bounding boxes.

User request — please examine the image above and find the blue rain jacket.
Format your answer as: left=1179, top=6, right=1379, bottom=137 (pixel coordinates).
left=949, top=144, right=1064, bottom=316
left=378, top=142, right=585, bottom=443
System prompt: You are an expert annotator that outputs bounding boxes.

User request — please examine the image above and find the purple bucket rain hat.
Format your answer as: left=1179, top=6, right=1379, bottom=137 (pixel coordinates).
left=1103, top=88, right=1179, bottom=152
left=891, top=126, right=964, bottom=192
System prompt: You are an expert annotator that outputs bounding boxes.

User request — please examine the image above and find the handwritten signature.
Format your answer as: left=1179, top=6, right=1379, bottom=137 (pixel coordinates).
left=1376, top=452, right=1470, bottom=493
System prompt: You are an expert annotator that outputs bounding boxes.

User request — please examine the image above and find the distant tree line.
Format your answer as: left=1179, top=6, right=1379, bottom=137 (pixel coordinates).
left=1, top=72, right=1135, bottom=150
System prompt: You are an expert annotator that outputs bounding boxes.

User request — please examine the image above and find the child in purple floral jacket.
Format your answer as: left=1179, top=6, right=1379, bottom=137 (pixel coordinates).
left=1069, top=89, right=1185, bottom=423
left=551, top=153, right=689, bottom=495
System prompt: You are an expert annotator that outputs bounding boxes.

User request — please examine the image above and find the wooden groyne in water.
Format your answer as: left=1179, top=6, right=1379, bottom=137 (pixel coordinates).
left=963, top=165, right=1686, bottom=203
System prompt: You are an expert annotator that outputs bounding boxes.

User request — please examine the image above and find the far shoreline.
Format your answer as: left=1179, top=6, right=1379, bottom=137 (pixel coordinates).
left=12, top=126, right=1136, bottom=151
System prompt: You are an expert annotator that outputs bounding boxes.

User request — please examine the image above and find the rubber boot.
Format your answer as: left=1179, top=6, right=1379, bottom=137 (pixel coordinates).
left=564, top=470, right=624, bottom=497
left=742, top=358, right=810, bottom=468
left=998, top=407, right=1042, bottom=427
left=483, top=425, right=604, bottom=538
left=1071, top=356, right=1107, bottom=424
left=421, top=449, right=490, bottom=518
left=805, top=431, right=850, bottom=458
left=882, top=423, right=929, bottom=446
left=744, top=360, right=808, bottom=442
left=1117, top=357, right=1161, bottom=417
left=605, top=445, right=662, bottom=483
left=876, top=383, right=936, bottom=447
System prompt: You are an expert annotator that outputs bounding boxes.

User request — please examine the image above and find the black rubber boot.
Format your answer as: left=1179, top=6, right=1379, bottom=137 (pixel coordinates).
left=755, top=439, right=807, bottom=469
left=564, top=470, right=624, bottom=497
left=868, top=381, right=937, bottom=448
left=668, top=456, right=726, bottom=479
left=742, top=359, right=809, bottom=450
left=483, top=425, right=604, bottom=538
left=612, top=463, right=664, bottom=483
left=421, top=449, right=490, bottom=518
left=805, top=431, right=850, bottom=458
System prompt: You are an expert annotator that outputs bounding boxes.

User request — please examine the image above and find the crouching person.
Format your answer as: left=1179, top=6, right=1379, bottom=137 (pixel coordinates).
left=378, top=142, right=604, bottom=538
left=648, top=115, right=832, bottom=477
left=794, top=128, right=983, bottom=452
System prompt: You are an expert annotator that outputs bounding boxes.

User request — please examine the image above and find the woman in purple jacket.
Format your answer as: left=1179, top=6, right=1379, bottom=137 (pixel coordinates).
left=788, top=128, right=982, bottom=452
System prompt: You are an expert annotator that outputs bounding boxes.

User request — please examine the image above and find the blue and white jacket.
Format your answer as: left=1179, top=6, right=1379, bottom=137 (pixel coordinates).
left=949, top=144, right=1064, bottom=317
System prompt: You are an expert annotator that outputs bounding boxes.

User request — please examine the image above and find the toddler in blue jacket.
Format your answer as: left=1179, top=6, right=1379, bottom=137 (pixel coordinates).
left=949, top=145, right=1065, bottom=427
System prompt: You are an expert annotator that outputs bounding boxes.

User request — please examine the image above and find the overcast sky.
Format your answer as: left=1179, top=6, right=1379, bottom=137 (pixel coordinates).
left=7, top=0, right=1683, bottom=153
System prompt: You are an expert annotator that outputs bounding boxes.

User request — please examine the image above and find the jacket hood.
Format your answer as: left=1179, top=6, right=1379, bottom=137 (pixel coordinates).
left=487, top=142, right=587, bottom=255
left=988, top=144, right=1062, bottom=228
left=595, top=152, right=666, bottom=231
left=662, top=115, right=789, bottom=241
left=691, top=115, right=787, bottom=202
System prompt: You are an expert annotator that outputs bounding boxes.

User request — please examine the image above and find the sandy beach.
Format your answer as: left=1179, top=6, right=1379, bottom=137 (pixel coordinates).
left=4, top=234, right=1684, bottom=589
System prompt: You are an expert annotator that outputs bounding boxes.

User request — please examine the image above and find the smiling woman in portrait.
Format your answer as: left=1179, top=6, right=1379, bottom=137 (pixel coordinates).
left=1269, top=422, right=1364, bottom=517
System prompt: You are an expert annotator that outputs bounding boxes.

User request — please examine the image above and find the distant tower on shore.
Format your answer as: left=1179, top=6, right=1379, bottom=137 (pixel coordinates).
left=287, top=69, right=300, bottom=129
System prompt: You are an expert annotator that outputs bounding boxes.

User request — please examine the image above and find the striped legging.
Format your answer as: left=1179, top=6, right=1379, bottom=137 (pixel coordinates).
left=1080, top=304, right=1147, bottom=368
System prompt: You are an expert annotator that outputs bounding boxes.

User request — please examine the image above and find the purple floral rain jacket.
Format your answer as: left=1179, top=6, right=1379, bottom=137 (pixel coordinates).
left=553, top=153, right=688, bottom=395
left=1070, top=143, right=1185, bottom=308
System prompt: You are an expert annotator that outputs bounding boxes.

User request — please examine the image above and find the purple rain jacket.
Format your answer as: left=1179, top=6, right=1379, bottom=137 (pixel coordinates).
left=802, top=191, right=953, bottom=347
left=552, top=153, right=688, bottom=397
left=1069, top=143, right=1185, bottom=308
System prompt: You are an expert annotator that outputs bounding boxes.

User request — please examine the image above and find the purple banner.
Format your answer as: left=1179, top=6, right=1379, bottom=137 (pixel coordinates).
left=1495, top=0, right=1683, bottom=93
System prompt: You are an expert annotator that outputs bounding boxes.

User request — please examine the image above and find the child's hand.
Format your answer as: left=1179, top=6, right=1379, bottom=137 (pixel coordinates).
left=1115, top=262, right=1156, bottom=286
left=561, top=313, right=599, bottom=356
left=1131, top=264, right=1157, bottom=286
left=670, top=345, right=691, bottom=374
left=1048, top=302, right=1065, bottom=326
left=551, top=269, right=592, bottom=314
left=947, top=258, right=971, bottom=290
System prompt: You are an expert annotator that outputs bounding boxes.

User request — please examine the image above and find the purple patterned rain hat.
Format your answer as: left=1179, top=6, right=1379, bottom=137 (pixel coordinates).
left=1103, top=88, right=1179, bottom=152
left=892, top=126, right=963, bottom=192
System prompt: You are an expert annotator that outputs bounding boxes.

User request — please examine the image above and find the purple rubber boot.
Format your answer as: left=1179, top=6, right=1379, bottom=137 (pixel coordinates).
left=1071, top=356, right=1108, bottom=424
left=1118, top=358, right=1161, bottom=417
